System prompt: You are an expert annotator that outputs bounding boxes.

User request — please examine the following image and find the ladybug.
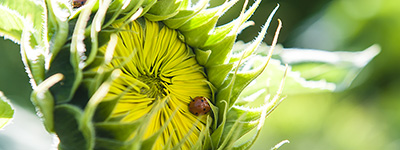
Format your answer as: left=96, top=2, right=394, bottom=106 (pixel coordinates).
left=73, top=0, right=86, bottom=8
left=188, top=96, right=211, bottom=116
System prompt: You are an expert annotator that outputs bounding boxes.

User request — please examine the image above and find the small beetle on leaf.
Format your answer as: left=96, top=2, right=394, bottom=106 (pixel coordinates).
left=72, top=0, right=86, bottom=8
left=188, top=96, right=211, bottom=116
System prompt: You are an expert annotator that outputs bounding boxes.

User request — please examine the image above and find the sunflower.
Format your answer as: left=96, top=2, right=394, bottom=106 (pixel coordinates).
left=100, top=18, right=211, bottom=149
left=1, top=0, right=285, bottom=149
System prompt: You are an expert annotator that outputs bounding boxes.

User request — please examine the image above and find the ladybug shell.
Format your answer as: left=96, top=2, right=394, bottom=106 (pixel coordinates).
left=189, top=96, right=211, bottom=116
left=73, top=0, right=86, bottom=8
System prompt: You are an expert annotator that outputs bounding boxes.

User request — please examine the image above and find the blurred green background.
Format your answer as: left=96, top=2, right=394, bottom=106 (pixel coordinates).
left=1, top=0, right=399, bottom=149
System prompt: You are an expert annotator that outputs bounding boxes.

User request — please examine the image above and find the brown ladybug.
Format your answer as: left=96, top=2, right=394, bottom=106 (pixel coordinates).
left=72, top=0, right=86, bottom=8
left=188, top=96, right=211, bottom=116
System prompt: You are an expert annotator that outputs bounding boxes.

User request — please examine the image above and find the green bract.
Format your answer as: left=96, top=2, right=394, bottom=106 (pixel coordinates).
left=0, top=91, right=14, bottom=129
left=0, top=0, right=380, bottom=149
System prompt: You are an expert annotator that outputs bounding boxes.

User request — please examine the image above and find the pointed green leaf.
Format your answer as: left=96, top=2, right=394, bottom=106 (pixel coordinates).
left=46, top=0, right=70, bottom=63
left=179, top=13, right=218, bottom=47
left=95, top=137, right=134, bottom=150
left=111, top=0, right=157, bottom=26
left=194, top=49, right=211, bottom=66
left=31, top=73, right=64, bottom=132
left=215, top=54, right=272, bottom=114
left=210, top=100, right=228, bottom=148
left=220, top=106, right=262, bottom=146
left=196, top=116, right=212, bottom=149
left=46, top=47, right=78, bottom=103
left=54, top=104, right=94, bottom=150
left=0, top=5, right=24, bottom=42
left=179, top=0, right=237, bottom=47
left=203, top=35, right=236, bottom=67
left=232, top=132, right=257, bottom=150
left=203, top=22, right=235, bottom=47
left=81, top=70, right=120, bottom=133
left=0, top=91, right=14, bottom=129
left=0, top=0, right=44, bottom=43
left=204, top=1, right=276, bottom=48
left=95, top=120, right=143, bottom=141
left=145, top=11, right=179, bottom=22
left=206, top=63, right=234, bottom=88
left=163, top=0, right=209, bottom=29
left=204, top=2, right=279, bottom=68
left=20, top=28, right=46, bottom=86
left=93, top=96, right=119, bottom=122
left=278, top=44, right=380, bottom=91
left=102, top=0, right=144, bottom=28
left=178, top=7, right=219, bottom=31
left=145, top=0, right=182, bottom=21
left=234, top=68, right=287, bottom=150
left=235, top=57, right=333, bottom=108
left=217, top=110, right=247, bottom=149
left=83, top=0, right=113, bottom=68
left=229, top=5, right=279, bottom=63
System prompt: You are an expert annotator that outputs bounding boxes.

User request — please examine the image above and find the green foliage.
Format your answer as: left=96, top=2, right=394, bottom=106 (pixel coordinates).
left=0, top=6, right=25, bottom=42
left=54, top=104, right=94, bottom=150
left=0, top=0, right=381, bottom=149
left=0, top=91, right=14, bottom=129
left=0, top=0, right=44, bottom=43
left=277, top=45, right=381, bottom=92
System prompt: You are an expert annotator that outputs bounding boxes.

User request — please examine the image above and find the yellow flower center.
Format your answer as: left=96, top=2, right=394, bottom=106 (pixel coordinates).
left=100, top=18, right=212, bottom=149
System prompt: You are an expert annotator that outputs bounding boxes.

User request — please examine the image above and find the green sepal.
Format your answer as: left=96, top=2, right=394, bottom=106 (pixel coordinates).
left=0, top=91, right=14, bottom=129
left=46, top=46, right=77, bottom=103
left=179, top=10, right=218, bottom=47
left=221, top=106, right=263, bottom=145
left=46, top=0, right=70, bottom=63
left=145, top=0, right=182, bottom=21
left=54, top=104, right=95, bottom=150
left=210, top=100, right=228, bottom=148
left=31, top=91, right=55, bottom=132
left=203, top=35, right=236, bottom=67
left=207, top=63, right=234, bottom=89
left=213, top=4, right=281, bottom=116
left=102, top=0, right=149, bottom=29
left=194, top=48, right=211, bottom=66
left=205, top=3, right=279, bottom=67
left=0, top=0, right=44, bottom=43
left=111, top=0, right=157, bottom=27
left=203, top=0, right=262, bottom=48
left=0, top=5, right=25, bottom=43
left=30, top=73, right=64, bottom=132
left=277, top=44, right=381, bottom=92
left=68, top=83, right=91, bottom=109
left=93, top=96, right=119, bottom=122
left=196, top=116, right=213, bottom=150
left=229, top=5, right=279, bottom=63
left=81, top=70, right=120, bottom=133
left=163, top=0, right=209, bottom=29
left=217, top=110, right=247, bottom=149
left=83, top=0, right=113, bottom=68
left=203, top=22, right=235, bottom=48
left=225, top=66, right=270, bottom=110
left=178, top=0, right=236, bottom=47
left=95, top=137, right=134, bottom=150
left=232, top=134, right=257, bottom=150
left=20, top=28, right=46, bottom=86
left=95, top=120, right=143, bottom=142
left=177, top=7, right=217, bottom=31
left=214, top=57, right=272, bottom=133
left=84, top=31, right=112, bottom=68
